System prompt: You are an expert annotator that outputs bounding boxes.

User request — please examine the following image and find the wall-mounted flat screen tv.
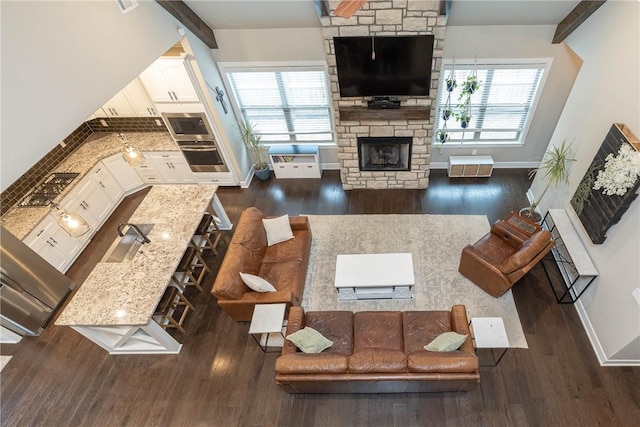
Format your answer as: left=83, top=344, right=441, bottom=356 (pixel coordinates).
left=334, top=35, right=434, bottom=98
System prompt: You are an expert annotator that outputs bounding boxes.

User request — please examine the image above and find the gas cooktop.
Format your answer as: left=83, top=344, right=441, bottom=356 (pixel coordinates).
left=19, top=173, right=80, bottom=207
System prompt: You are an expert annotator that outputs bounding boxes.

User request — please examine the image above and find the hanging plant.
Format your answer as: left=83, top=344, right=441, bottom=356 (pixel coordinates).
left=457, top=112, right=471, bottom=129
left=446, top=78, right=457, bottom=92
left=456, top=69, right=480, bottom=130
left=442, top=108, right=453, bottom=121
left=437, top=129, right=450, bottom=144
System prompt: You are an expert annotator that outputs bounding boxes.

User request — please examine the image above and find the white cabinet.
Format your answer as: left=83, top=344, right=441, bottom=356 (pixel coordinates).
left=268, top=145, right=321, bottom=179
left=23, top=215, right=84, bottom=272
left=89, top=163, right=124, bottom=202
left=139, top=58, right=199, bottom=104
left=146, top=152, right=195, bottom=183
left=64, top=175, right=115, bottom=230
left=102, top=154, right=145, bottom=193
left=447, top=156, right=494, bottom=178
left=94, top=79, right=157, bottom=118
left=192, top=172, right=238, bottom=186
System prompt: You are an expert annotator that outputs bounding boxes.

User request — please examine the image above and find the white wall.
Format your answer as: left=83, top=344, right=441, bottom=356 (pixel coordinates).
left=535, top=1, right=640, bottom=363
left=0, top=1, right=182, bottom=191
left=433, top=25, right=582, bottom=166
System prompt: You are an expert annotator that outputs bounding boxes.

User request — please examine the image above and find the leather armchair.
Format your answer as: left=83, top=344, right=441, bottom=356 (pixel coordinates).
left=458, top=219, right=555, bottom=297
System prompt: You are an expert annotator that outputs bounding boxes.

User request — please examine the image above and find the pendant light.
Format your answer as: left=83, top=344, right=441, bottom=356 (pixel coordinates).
left=49, top=202, right=91, bottom=237
left=117, top=133, right=146, bottom=167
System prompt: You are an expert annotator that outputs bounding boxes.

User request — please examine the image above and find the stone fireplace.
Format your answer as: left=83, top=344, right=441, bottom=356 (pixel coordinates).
left=358, top=137, right=412, bottom=171
left=320, top=0, right=445, bottom=189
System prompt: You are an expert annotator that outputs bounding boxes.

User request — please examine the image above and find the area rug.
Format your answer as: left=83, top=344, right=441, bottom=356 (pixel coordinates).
left=301, top=214, right=528, bottom=348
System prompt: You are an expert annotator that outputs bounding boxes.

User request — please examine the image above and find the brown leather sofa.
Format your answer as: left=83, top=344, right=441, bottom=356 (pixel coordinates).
left=275, top=305, right=480, bottom=393
left=458, top=218, right=555, bottom=297
left=211, top=207, right=312, bottom=321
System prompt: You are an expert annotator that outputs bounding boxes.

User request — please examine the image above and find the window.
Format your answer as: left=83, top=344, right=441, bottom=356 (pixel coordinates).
left=225, top=66, right=334, bottom=144
left=435, top=61, right=548, bottom=146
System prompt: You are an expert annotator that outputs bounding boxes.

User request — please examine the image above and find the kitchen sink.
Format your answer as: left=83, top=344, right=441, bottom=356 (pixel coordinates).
left=101, top=224, right=154, bottom=263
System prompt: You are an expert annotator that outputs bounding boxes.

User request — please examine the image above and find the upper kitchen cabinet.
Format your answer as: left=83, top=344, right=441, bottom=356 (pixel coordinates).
left=94, top=79, right=158, bottom=118
left=139, top=58, right=199, bottom=104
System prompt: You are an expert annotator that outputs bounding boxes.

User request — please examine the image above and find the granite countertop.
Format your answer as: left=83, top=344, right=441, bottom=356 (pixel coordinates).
left=1, top=132, right=177, bottom=240
left=56, top=184, right=217, bottom=327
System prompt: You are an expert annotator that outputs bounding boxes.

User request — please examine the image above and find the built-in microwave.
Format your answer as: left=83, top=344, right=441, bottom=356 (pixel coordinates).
left=162, top=112, right=214, bottom=141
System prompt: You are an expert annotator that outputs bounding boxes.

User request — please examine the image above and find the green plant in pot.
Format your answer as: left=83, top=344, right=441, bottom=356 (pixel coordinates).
left=521, top=139, right=576, bottom=222
left=240, top=120, right=270, bottom=181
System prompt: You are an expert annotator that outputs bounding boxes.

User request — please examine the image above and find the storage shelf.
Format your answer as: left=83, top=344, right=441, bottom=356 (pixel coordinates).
left=448, top=155, right=494, bottom=177
left=268, top=145, right=321, bottom=179
left=339, top=106, right=430, bottom=121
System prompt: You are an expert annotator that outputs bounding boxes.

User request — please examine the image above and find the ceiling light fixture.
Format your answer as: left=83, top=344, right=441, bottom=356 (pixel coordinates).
left=117, top=133, right=146, bottom=167
left=50, top=202, right=91, bottom=238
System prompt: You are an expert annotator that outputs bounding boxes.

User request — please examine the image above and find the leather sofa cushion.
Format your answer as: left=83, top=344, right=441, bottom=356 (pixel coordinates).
left=407, top=350, right=479, bottom=373
left=258, top=260, right=303, bottom=294
left=500, top=230, right=552, bottom=274
left=233, top=207, right=268, bottom=252
left=306, top=311, right=354, bottom=355
left=402, top=311, right=452, bottom=354
left=275, top=353, right=348, bottom=374
left=262, top=229, right=311, bottom=263
left=353, top=311, right=403, bottom=352
left=348, top=349, right=408, bottom=373
left=471, top=233, right=516, bottom=267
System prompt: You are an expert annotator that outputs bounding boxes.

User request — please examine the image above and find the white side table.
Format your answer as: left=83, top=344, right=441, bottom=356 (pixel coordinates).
left=249, top=303, right=287, bottom=353
left=470, top=317, right=510, bottom=367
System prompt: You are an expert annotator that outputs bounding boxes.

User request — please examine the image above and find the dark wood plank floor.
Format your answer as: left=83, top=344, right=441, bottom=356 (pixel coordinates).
left=2, top=170, right=639, bottom=426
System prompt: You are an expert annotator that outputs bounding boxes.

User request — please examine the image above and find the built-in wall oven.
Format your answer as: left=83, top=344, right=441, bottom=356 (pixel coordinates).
left=162, top=112, right=229, bottom=173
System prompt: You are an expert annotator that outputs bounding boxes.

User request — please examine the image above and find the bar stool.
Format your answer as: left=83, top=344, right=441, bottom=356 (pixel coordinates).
left=190, top=214, right=224, bottom=256
left=171, top=246, right=209, bottom=292
left=152, top=284, right=194, bottom=334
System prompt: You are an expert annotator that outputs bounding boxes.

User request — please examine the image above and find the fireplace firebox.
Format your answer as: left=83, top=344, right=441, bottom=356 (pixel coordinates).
left=357, top=137, right=412, bottom=171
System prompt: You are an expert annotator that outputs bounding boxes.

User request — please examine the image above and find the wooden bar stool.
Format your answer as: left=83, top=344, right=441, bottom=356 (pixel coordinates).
left=171, top=246, right=209, bottom=292
left=190, top=214, right=224, bottom=256
left=152, top=284, right=194, bottom=334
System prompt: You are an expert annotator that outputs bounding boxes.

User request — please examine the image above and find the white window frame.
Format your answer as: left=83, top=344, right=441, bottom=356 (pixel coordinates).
left=219, top=61, right=336, bottom=146
left=434, top=58, right=552, bottom=148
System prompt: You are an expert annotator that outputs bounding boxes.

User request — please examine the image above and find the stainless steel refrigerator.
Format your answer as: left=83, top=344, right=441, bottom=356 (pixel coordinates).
left=1, top=226, right=73, bottom=336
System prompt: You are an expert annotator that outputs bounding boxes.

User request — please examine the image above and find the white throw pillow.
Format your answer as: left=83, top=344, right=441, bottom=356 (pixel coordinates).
left=262, top=214, right=294, bottom=246
left=239, top=272, right=276, bottom=292
left=424, top=331, right=468, bottom=352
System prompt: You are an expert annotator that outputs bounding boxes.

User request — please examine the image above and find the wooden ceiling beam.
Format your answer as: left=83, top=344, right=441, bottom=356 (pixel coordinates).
left=155, top=0, right=218, bottom=49
left=552, top=0, right=607, bottom=44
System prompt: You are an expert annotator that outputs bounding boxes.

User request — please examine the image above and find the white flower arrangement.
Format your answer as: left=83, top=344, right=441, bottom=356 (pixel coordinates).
left=592, top=143, right=640, bottom=196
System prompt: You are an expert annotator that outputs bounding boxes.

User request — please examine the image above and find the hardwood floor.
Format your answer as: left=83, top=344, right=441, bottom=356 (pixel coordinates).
left=2, top=170, right=639, bottom=427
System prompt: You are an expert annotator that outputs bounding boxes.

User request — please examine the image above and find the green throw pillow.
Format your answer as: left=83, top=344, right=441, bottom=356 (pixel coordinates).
left=424, top=331, right=468, bottom=352
left=286, top=326, right=333, bottom=353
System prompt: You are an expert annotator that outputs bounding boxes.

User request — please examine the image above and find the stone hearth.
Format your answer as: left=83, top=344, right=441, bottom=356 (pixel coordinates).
left=320, top=0, right=445, bottom=189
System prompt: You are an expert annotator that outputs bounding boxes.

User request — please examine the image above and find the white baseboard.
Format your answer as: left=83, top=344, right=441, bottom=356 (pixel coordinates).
left=321, top=162, right=341, bottom=170
left=574, top=301, right=640, bottom=366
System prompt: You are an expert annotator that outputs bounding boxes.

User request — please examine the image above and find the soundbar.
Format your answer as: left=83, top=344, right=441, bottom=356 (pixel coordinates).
left=367, top=97, right=401, bottom=109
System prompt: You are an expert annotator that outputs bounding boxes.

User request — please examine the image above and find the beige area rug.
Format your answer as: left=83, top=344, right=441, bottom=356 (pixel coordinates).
left=301, top=214, right=528, bottom=348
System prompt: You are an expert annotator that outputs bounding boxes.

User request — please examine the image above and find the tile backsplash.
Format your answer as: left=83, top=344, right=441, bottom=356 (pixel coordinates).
left=1, top=117, right=167, bottom=216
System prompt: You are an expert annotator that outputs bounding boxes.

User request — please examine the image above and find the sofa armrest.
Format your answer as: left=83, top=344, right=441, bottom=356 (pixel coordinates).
left=450, top=305, right=474, bottom=354
left=289, top=215, right=310, bottom=231
left=282, top=306, right=305, bottom=355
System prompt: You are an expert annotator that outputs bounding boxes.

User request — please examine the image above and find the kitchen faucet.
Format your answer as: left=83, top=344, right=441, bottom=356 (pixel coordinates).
left=117, top=223, right=151, bottom=244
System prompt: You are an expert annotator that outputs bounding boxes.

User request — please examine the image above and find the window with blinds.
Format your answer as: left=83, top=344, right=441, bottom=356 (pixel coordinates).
left=226, top=68, right=334, bottom=144
left=435, top=62, right=547, bottom=145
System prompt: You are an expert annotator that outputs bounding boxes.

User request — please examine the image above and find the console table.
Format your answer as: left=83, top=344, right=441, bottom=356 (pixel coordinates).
left=541, top=209, right=598, bottom=304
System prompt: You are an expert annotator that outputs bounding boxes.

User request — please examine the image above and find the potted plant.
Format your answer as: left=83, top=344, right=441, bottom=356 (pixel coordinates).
left=437, top=129, right=449, bottom=144
left=240, top=120, right=270, bottom=181
left=446, top=78, right=457, bottom=92
left=457, top=112, right=471, bottom=129
left=442, top=108, right=454, bottom=121
left=520, top=139, right=576, bottom=222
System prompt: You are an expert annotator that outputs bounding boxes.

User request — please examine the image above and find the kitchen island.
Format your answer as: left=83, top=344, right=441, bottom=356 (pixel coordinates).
left=56, top=184, right=223, bottom=354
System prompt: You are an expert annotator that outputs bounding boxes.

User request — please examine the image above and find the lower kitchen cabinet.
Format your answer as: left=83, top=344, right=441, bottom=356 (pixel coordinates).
left=23, top=215, right=84, bottom=272
left=147, top=152, right=195, bottom=183
left=102, top=154, right=144, bottom=193
left=66, top=176, right=115, bottom=228
left=88, top=162, right=124, bottom=202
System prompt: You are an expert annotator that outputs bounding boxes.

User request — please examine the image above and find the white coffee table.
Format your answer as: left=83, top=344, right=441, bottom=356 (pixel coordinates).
left=470, top=317, right=510, bottom=366
left=334, top=253, right=415, bottom=301
left=249, top=303, right=287, bottom=353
